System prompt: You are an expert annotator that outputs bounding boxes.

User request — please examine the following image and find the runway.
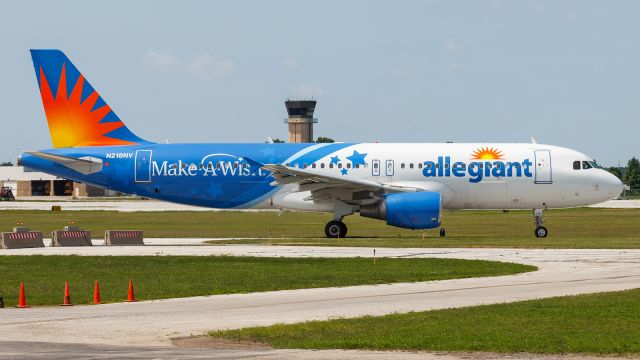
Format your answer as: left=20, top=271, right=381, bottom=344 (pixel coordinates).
left=1, top=245, right=639, bottom=352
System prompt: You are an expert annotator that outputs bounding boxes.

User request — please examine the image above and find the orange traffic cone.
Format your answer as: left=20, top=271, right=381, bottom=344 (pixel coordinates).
left=93, top=280, right=101, bottom=305
left=16, top=282, right=29, bottom=308
left=61, top=281, right=73, bottom=306
left=125, top=279, right=136, bottom=302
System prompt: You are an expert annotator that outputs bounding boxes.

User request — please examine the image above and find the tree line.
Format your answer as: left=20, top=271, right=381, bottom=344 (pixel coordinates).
left=608, top=157, right=640, bottom=189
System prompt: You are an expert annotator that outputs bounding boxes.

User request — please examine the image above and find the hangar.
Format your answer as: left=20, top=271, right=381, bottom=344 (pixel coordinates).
left=0, top=165, right=108, bottom=197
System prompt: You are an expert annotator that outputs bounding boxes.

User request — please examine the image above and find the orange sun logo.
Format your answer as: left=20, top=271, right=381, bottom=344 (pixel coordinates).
left=38, top=63, right=134, bottom=148
left=471, top=147, right=504, bottom=160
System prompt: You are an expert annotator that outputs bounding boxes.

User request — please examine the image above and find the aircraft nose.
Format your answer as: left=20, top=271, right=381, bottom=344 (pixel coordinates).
left=599, top=170, right=624, bottom=199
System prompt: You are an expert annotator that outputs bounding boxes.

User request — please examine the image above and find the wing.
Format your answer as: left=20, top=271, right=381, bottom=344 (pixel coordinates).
left=260, top=162, right=422, bottom=204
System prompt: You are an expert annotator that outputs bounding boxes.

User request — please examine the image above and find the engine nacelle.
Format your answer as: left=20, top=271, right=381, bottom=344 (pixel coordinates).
left=360, top=192, right=442, bottom=229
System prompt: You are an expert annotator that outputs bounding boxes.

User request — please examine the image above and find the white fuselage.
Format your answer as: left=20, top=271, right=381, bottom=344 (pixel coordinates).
left=268, top=143, right=623, bottom=213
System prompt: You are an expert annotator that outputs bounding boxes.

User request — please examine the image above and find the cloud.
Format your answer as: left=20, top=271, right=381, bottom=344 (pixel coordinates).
left=290, top=83, right=323, bottom=99
left=187, top=53, right=235, bottom=80
left=142, top=51, right=234, bottom=80
left=444, top=38, right=462, bottom=53
left=142, top=51, right=180, bottom=73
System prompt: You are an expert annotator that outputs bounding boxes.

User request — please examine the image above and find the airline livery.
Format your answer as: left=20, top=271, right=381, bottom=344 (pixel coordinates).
left=21, top=50, right=623, bottom=238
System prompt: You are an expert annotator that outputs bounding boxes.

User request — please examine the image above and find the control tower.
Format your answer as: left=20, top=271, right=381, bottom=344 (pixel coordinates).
left=284, top=100, right=317, bottom=143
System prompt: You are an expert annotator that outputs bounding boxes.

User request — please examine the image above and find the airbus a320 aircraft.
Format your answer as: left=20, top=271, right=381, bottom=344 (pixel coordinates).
left=21, top=50, right=623, bottom=238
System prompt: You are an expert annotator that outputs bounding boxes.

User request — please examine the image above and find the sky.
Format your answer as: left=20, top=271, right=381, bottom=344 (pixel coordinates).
left=2, top=0, right=638, bottom=166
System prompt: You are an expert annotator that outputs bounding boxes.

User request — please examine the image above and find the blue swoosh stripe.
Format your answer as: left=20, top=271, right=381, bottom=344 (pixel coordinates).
left=288, top=143, right=355, bottom=166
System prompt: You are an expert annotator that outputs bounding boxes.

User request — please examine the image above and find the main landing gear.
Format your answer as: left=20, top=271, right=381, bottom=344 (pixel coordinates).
left=325, top=202, right=353, bottom=238
left=533, top=208, right=548, bottom=238
left=325, top=220, right=347, bottom=238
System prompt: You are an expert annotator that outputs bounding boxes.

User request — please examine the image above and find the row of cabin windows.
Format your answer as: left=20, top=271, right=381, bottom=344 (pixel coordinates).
left=170, top=161, right=493, bottom=171
left=169, top=162, right=372, bottom=170
left=573, top=160, right=599, bottom=170
left=285, top=163, right=367, bottom=169
left=372, top=162, right=461, bottom=170
left=169, top=162, right=252, bottom=170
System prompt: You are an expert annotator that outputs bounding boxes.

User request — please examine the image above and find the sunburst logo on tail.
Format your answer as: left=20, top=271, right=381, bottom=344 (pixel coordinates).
left=37, top=63, right=135, bottom=148
left=470, top=147, right=504, bottom=160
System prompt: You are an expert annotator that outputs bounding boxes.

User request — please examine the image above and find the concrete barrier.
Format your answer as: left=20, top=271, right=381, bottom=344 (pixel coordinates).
left=1, top=228, right=45, bottom=249
left=51, top=226, right=92, bottom=247
left=104, top=230, right=144, bottom=246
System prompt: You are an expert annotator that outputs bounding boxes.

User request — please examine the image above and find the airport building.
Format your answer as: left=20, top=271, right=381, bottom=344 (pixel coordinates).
left=0, top=165, right=108, bottom=197
left=285, top=100, right=317, bottom=143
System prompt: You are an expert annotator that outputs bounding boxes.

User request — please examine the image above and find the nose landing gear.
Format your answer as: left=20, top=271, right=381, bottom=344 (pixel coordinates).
left=533, top=208, right=548, bottom=238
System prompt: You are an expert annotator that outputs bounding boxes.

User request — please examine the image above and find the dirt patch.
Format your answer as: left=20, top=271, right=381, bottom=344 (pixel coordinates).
left=171, top=336, right=272, bottom=350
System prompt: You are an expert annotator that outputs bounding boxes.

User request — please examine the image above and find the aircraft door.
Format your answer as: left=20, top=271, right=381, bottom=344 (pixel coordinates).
left=534, top=150, right=552, bottom=184
left=385, top=160, right=394, bottom=176
left=372, top=159, right=380, bottom=176
left=135, top=149, right=152, bottom=183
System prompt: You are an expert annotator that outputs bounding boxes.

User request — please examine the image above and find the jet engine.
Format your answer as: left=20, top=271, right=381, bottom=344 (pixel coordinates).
left=360, top=192, right=442, bottom=229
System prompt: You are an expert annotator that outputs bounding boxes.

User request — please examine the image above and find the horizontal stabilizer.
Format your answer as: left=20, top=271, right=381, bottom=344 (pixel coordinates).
left=25, top=151, right=103, bottom=175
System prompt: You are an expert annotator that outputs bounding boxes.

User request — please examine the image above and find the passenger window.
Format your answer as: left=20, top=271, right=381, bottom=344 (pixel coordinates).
left=312, top=163, right=316, bottom=169
left=355, top=164, right=360, bottom=169
left=401, top=163, right=405, bottom=169
left=373, top=162, right=378, bottom=169
left=573, top=161, right=581, bottom=170
left=409, top=163, right=414, bottom=169
left=582, top=161, right=592, bottom=169
left=338, top=163, right=342, bottom=169
left=418, top=163, right=423, bottom=169
left=347, top=163, right=351, bottom=169
left=321, top=163, right=325, bottom=169
left=329, top=163, right=334, bottom=169
left=303, top=163, right=308, bottom=169
left=216, top=163, right=221, bottom=170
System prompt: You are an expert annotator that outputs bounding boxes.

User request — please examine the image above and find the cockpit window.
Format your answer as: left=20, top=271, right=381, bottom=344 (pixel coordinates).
left=590, top=161, right=602, bottom=169
left=573, top=161, right=581, bottom=170
left=582, top=161, right=593, bottom=169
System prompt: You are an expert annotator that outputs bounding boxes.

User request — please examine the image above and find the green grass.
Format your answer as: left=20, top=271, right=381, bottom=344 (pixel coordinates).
left=211, top=288, right=640, bottom=355
left=0, top=256, right=533, bottom=306
left=0, top=207, right=639, bottom=248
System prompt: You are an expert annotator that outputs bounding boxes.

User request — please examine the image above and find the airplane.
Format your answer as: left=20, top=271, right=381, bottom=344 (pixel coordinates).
left=20, top=49, right=624, bottom=238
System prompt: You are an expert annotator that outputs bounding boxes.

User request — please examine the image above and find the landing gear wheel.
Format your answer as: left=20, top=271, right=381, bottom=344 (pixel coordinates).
left=535, top=226, right=548, bottom=238
left=325, top=221, right=347, bottom=238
